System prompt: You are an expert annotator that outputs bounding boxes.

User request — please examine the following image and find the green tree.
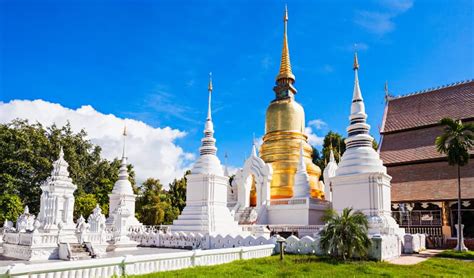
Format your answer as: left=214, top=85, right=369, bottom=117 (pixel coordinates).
left=0, top=194, right=24, bottom=226
left=168, top=170, right=190, bottom=214
left=435, top=118, right=474, bottom=251
left=136, top=178, right=167, bottom=225
left=320, top=208, right=371, bottom=260
left=74, top=193, right=98, bottom=220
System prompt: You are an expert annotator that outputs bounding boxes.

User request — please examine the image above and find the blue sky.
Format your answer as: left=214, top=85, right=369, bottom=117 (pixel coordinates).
left=1, top=0, right=473, bottom=180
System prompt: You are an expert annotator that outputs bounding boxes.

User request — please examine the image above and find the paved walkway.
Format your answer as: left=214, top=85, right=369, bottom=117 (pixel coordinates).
left=388, top=249, right=443, bottom=265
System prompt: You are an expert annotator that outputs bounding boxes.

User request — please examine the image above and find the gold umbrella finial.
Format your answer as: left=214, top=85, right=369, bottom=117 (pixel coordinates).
left=208, top=72, right=213, bottom=92
left=276, top=5, right=295, bottom=82
left=353, top=52, right=359, bottom=70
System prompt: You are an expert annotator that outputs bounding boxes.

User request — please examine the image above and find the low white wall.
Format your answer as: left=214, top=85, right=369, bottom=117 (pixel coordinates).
left=0, top=244, right=275, bottom=278
left=129, top=230, right=276, bottom=250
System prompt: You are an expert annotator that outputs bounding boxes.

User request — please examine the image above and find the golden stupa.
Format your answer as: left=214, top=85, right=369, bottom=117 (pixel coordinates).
left=259, top=7, right=324, bottom=200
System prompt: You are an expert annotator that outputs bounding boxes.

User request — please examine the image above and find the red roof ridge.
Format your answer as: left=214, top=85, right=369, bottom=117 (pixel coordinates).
left=389, top=79, right=474, bottom=101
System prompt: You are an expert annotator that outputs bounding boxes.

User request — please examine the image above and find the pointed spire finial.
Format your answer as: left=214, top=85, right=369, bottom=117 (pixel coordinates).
left=59, top=146, right=64, bottom=159
left=276, top=5, right=295, bottom=82
left=384, top=81, right=392, bottom=103
left=122, top=124, right=127, bottom=159
left=207, top=72, right=213, bottom=121
left=353, top=52, right=359, bottom=70
left=208, top=72, right=213, bottom=92
left=251, top=142, right=257, bottom=157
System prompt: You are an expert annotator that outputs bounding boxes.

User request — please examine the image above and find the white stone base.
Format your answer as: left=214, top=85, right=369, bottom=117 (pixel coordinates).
left=265, top=199, right=329, bottom=225
left=171, top=203, right=243, bottom=236
left=369, top=234, right=402, bottom=261
left=110, top=236, right=139, bottom=252
left=2, top=243, right=59, bottom=261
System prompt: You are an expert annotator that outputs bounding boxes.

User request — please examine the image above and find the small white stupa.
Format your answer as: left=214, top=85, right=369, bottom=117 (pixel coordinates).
left=171, top=73, right=243, bottom=235
left=106, top=127, right=141, bottom=229
left=330, top=53, right=404, bottom=260
left=323, top=149, right=338, bottom=202
left=293, top=141, right=311, bottom=198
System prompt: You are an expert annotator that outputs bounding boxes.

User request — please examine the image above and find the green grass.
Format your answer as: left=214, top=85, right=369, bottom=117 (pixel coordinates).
left=131, top=254, right=474, bottom=278
left=437, top=250, right=474, bottom=260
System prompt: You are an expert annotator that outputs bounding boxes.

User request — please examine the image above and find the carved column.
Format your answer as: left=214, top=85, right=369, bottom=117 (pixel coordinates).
left=441, top=201, right=452, bottom=239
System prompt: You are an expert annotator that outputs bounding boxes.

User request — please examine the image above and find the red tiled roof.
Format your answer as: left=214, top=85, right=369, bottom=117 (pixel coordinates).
left=389, top=161, right=474, bottom=202
left=380, top=121, right=474, bottom=165
left=381, top=80, right=474, bottom=133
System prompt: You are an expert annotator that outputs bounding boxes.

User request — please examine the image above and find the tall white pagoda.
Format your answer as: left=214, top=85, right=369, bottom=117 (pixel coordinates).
left=330, top=53, right=404, bottom=260
left=171, top=74, right=243, bottom=235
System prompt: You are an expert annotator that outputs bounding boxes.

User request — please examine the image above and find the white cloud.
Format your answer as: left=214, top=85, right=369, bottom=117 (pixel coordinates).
left=381, top=0, right=413, bottom=13
left=355, top=0, right=413, bottom=35
left=0, top=99, right=195, bottom=186
left=355, top=11, right=395, bottom=35
left=305, top=127, right=324, bottom=147
left=308, top=119, right=327, bottom=130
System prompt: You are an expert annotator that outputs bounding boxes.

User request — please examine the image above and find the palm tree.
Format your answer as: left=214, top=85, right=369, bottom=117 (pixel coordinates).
left=435, top=118, right=474, bottom=251
left=320, top=208, right=371, bottom=260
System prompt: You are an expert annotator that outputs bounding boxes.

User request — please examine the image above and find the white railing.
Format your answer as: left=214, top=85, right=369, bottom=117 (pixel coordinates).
left=0, top=244, right=275, bottom=278
left=129, top=230, right=276, bottom=250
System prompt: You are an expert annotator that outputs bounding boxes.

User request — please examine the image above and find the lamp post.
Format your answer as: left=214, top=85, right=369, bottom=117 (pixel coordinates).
left=276, top=237, right=286, bottom=260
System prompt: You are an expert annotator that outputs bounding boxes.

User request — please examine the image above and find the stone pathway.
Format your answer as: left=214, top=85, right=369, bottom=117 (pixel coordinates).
left=388, top=249, right=443, bottom=265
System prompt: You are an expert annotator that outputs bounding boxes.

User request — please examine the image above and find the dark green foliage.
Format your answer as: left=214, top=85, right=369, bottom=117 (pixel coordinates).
left=168, top=170, right=190, bottom=213
left=0, top=194, right=24, bottom=226
left=435, top=118, right=474, bottom=167
left=74, top=193, right=98, bottom=219
left=320, top=208, right=371, bottom=260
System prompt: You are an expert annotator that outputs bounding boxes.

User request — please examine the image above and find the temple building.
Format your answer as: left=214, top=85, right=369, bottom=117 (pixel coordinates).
left=379, top=79, right=474, bottom=246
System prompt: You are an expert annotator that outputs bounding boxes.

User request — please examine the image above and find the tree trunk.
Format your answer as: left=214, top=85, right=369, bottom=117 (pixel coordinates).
left=457, top=164, right=462, bottom=252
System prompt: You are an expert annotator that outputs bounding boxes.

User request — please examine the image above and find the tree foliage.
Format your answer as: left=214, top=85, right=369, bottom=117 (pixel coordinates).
left=320, top=208, right=371, bottom=260
left=435, top=118, right=474, bottom=167
left=0, top=194, right=24, bottom=226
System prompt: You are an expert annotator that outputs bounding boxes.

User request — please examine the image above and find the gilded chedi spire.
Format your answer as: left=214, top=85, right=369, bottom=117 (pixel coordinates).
left=336, top=53, right=386, bottom=176
left=273, top=6, right=297, bottom=98
left=192, top=73, right=223, bottom=175
left=276, top=5, right=295, bottom=82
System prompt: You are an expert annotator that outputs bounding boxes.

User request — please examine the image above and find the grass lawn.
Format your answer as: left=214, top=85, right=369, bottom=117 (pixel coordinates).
left=437, top=250, right=474, bottom=260
left=131, top=254, right=474, bottom=277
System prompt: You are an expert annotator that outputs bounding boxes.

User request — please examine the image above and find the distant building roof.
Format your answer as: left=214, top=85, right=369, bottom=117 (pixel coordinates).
left=381, top=79, right=474, bottom=134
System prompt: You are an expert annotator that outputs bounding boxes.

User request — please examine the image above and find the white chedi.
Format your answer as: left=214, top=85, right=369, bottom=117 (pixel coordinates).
left=171, top=74, right=243, bottom=236
left=293, top=141, right=311, bottom=198
left=330, top=54, right=404, bottom=260
left=106, top=133, right=141, bottom=229
left=38, top=147, right=77, bottom=232
left=323, top=149, right=338, bottom=202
